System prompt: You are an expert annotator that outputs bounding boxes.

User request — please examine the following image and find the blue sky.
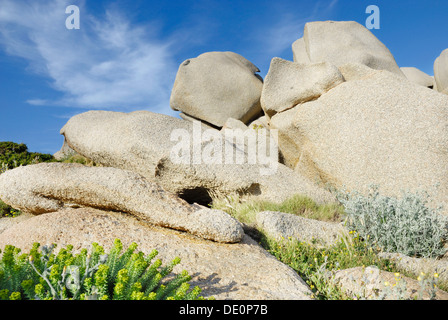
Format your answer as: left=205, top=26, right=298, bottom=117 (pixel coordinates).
left=0, top=0, right=447, bottom=154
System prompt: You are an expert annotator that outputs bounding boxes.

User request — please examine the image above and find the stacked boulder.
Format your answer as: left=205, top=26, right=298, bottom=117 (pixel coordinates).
left=170, top=51, right=264, bottom=128
left=265, top=21, right=448, bottom=214
left=292, top=21, right=405, bottom=77
left=269, top=65, right=448, bottom=213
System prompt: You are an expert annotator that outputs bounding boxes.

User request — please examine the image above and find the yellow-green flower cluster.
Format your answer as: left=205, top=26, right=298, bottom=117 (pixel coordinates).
left=0, top=239, right=208, bottom=300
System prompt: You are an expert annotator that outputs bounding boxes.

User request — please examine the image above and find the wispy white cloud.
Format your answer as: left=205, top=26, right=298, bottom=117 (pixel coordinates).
left=255, top=0, right=339, bottom=62
left=327, top=0, right=339, bottom=10
left=260, top=15, right=307, bottom=58
left=0, top=0, right=179, bottom=113
left=0, top=0, right=340, bottom=113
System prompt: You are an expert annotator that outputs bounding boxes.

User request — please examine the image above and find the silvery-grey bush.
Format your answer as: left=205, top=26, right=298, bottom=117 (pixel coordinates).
left=337, top=186, right=448, bottom=258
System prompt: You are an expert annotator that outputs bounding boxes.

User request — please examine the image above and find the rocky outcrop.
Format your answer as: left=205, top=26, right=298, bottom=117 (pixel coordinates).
left=261, top=58, right=344, bottom=117
left=0, top=207, right=314, bottom=300
left=60, top=110, right=335, bottom=205
left=270, top=68, right=448, bottom=213
left=179, top=112, right=219, bottom=130
left=0, top=163, right=244, bottom=243
left=170, top=51, right=263, bottom=127
left=292, top=21, right=405, bottom=78
left=434, top=49, right=448, bottom=94
left=4, top=18, right=447, bottom=301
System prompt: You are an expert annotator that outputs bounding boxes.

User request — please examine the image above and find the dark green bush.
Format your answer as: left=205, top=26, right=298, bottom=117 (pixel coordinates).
left=0, top=141, right=55, bottom=169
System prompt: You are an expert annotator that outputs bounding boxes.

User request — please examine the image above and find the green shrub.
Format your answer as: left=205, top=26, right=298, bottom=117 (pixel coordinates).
left=0, top=141, right=55, bottom=169
left=262, top=231, right=398, bottom=300
left=0, top=239, right=208, bottom=300
left=337, top=186, right=448, bottom=258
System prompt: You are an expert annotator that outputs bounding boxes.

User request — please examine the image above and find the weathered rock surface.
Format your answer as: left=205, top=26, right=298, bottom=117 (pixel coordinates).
left=0, top=208, right=313, bottom=300
left=221, top=118, right=248, bottom=131
left=61, top=110, right=191, bottom=178
left=291, top=38, right=310, bottom=64
left=337, top=62, right=378, bottom=81
left=0, top=163, right=243, bottom=243
left=255, top=211, right=347, bottom=247
left=53, top=138, right=78, bottom=160
left=0, top=212, right=33, bottom=234
left=170, top=51, right=263, bottom=127
left=434, top=49, right=448, bottom=94
left=270, top=68, right=448, bottom=213
left=292, top=21, right=405, bottom=78
left=61, top=110, right=335, bottom=205
left=248, top=115, right=269, bottom=130
left=332, top=266, right=448, bottom=300
left=378, top=252, right=448, bottom=285
left=261, top=58, right=344, bottom=117
left=400, top=67, right=435, bottom=88
left=155, top=158, right=335, bottom=206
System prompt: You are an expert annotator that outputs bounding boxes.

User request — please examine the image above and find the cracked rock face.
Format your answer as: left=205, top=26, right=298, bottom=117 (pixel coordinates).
left=0, top=163, right=244, bottom=243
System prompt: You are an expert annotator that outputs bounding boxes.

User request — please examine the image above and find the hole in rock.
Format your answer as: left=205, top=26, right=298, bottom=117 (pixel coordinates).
left=178, top=187, right=213, bottom=206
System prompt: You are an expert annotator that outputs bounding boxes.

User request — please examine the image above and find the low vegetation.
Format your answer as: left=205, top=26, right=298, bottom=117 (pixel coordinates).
left=262, top=232, right=393, bottom=299
left=210, top=193, right=345, bottom=224
left=1, top=141, right=448, bottom=300
left=211, top=187, right=448, bottom=299
left=59, top=154, right=99, bottom=167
